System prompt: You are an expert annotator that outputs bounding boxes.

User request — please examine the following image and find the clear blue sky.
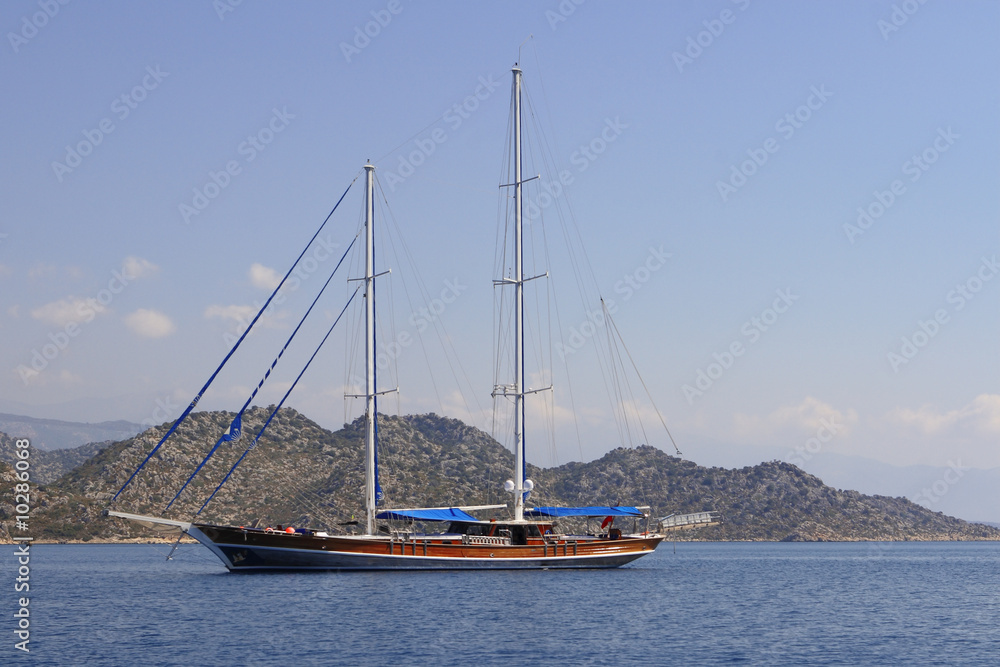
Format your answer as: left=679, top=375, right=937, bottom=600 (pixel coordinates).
left=1, top=1, right=997, bottom=473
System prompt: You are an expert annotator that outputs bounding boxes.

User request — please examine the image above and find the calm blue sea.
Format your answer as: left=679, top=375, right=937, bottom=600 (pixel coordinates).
left=4, top=541, right=998, bottom=665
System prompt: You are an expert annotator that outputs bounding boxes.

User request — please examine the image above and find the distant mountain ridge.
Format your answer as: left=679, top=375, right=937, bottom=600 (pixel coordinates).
left=0, top=432, right=111, bottom=484
left=0, top=413, right=144, bottom=451
left=1, top=411, right=997, bottom=543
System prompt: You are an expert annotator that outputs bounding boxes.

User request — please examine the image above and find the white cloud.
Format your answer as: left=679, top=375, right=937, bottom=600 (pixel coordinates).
left=58, top=369, right=83, bottom=385
left=205, top=304, right=256, bottom=324
left=28, top=263, right=58, bottom=280
left=887, top=394, right=1000, bottom=437
left=31, top=297, right=106, bottom=327
left=122, top=256, right=159, bottom=280
left=13, top=365, right=41, bottom=385
left=249, top=263, right=281, bottom=291
left=733, top=396, right=858, bottom=440
left=204, top=303, right=287, bottom=331
left=125, top=308, right=176, bottom=338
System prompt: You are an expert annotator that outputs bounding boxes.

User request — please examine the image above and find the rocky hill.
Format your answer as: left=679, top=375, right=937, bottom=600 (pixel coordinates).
left=1, top=410, right=997, bottom=543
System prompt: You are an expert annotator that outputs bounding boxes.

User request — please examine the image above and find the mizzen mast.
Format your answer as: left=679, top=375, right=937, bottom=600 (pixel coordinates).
left=363, top=162, right=377, bottom=536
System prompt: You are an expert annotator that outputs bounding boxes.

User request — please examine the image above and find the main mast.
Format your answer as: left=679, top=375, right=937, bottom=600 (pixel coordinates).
left=512, top=65, right=526, bottom=522
left=363, top=162, right=377, bottom=536
left=495, top=65, right=547, bottom=520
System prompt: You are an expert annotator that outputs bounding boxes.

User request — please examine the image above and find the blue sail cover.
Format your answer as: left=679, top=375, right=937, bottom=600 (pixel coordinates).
left=376, top=508, right=479, bottom=522
left=524, top=506, right=644, bottom=518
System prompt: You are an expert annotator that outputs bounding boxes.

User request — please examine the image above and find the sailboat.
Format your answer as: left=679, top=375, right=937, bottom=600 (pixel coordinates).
left=108, top=64, right=665, bottom=570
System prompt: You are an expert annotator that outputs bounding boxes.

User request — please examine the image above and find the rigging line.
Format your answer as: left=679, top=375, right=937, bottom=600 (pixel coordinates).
left=373, top=110, right=456, bottom=166
left=548, top=270, right=585, bottom=461
left=529, top=43, right=561, bottom=176
left=194, top=446, right=344, bottom=530
left=112, top=178, right=358, bottom=502
left=209, top=455, right=340, bottom=528
left=537, top=198, right=576, bottom=463
left=257, top=453, right=347, bottom=522
left=201, top=368, right=356, bottom=529
left=343, top=202, right=368, bottom=423
left=523, top=84, right=602, bottom=306
left=525, top=87, right=622, bottom=454
left=492, top=80, right=516, bottom=434
left=521, top=150, right=553, bottom=462
left=386, top=280, right=401, bottom=416
left=257, top=471, right=338, bottom=522
left=370, top=196, right=400, bottom=415
left=493, top=71, right=516, bottom=382
left=604, top=299, right=682, bottom=456
left=612, top=328, right=653, bottom=452
left=524, top=89, right=628, bottom=455
left=371, top=203, right=442, bottom=413
left=159, top=411, right=343, bottom=527
left=373, top=175, right=488, bottom=422
left=165, top=234, right=360, bottom=510
left=603, top=303, right=634, bottom=448
left=373, top=184, right=480, bottom=420
left=196, top=285, right=362, bottom=515
left=371, top=207, right=386, bottom=511
left=609, top=323, right=645, bottom=449
left=524, top=86, right=592, bottom=316
left=535, top=186, right=584, bottom=461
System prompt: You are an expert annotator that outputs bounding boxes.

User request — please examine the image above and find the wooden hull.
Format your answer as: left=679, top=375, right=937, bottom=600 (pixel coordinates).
left=189, top=523, right=663, bottom=571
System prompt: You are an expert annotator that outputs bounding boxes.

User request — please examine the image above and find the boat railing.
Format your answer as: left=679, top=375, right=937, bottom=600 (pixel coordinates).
left=462, top=535, right=511, bottom=546
left=658, top=511, right=723, bottom=531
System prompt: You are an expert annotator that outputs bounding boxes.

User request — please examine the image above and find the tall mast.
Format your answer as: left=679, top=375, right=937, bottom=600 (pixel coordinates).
left=512, top=65, right=525, bottom=522
left=363, top=162, right=377, bottom=536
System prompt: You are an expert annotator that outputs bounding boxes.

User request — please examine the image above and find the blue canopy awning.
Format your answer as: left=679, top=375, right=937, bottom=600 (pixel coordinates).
left=524, top=506, right=645, bottom=518
left=376, top=507, right=479, bottom=522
